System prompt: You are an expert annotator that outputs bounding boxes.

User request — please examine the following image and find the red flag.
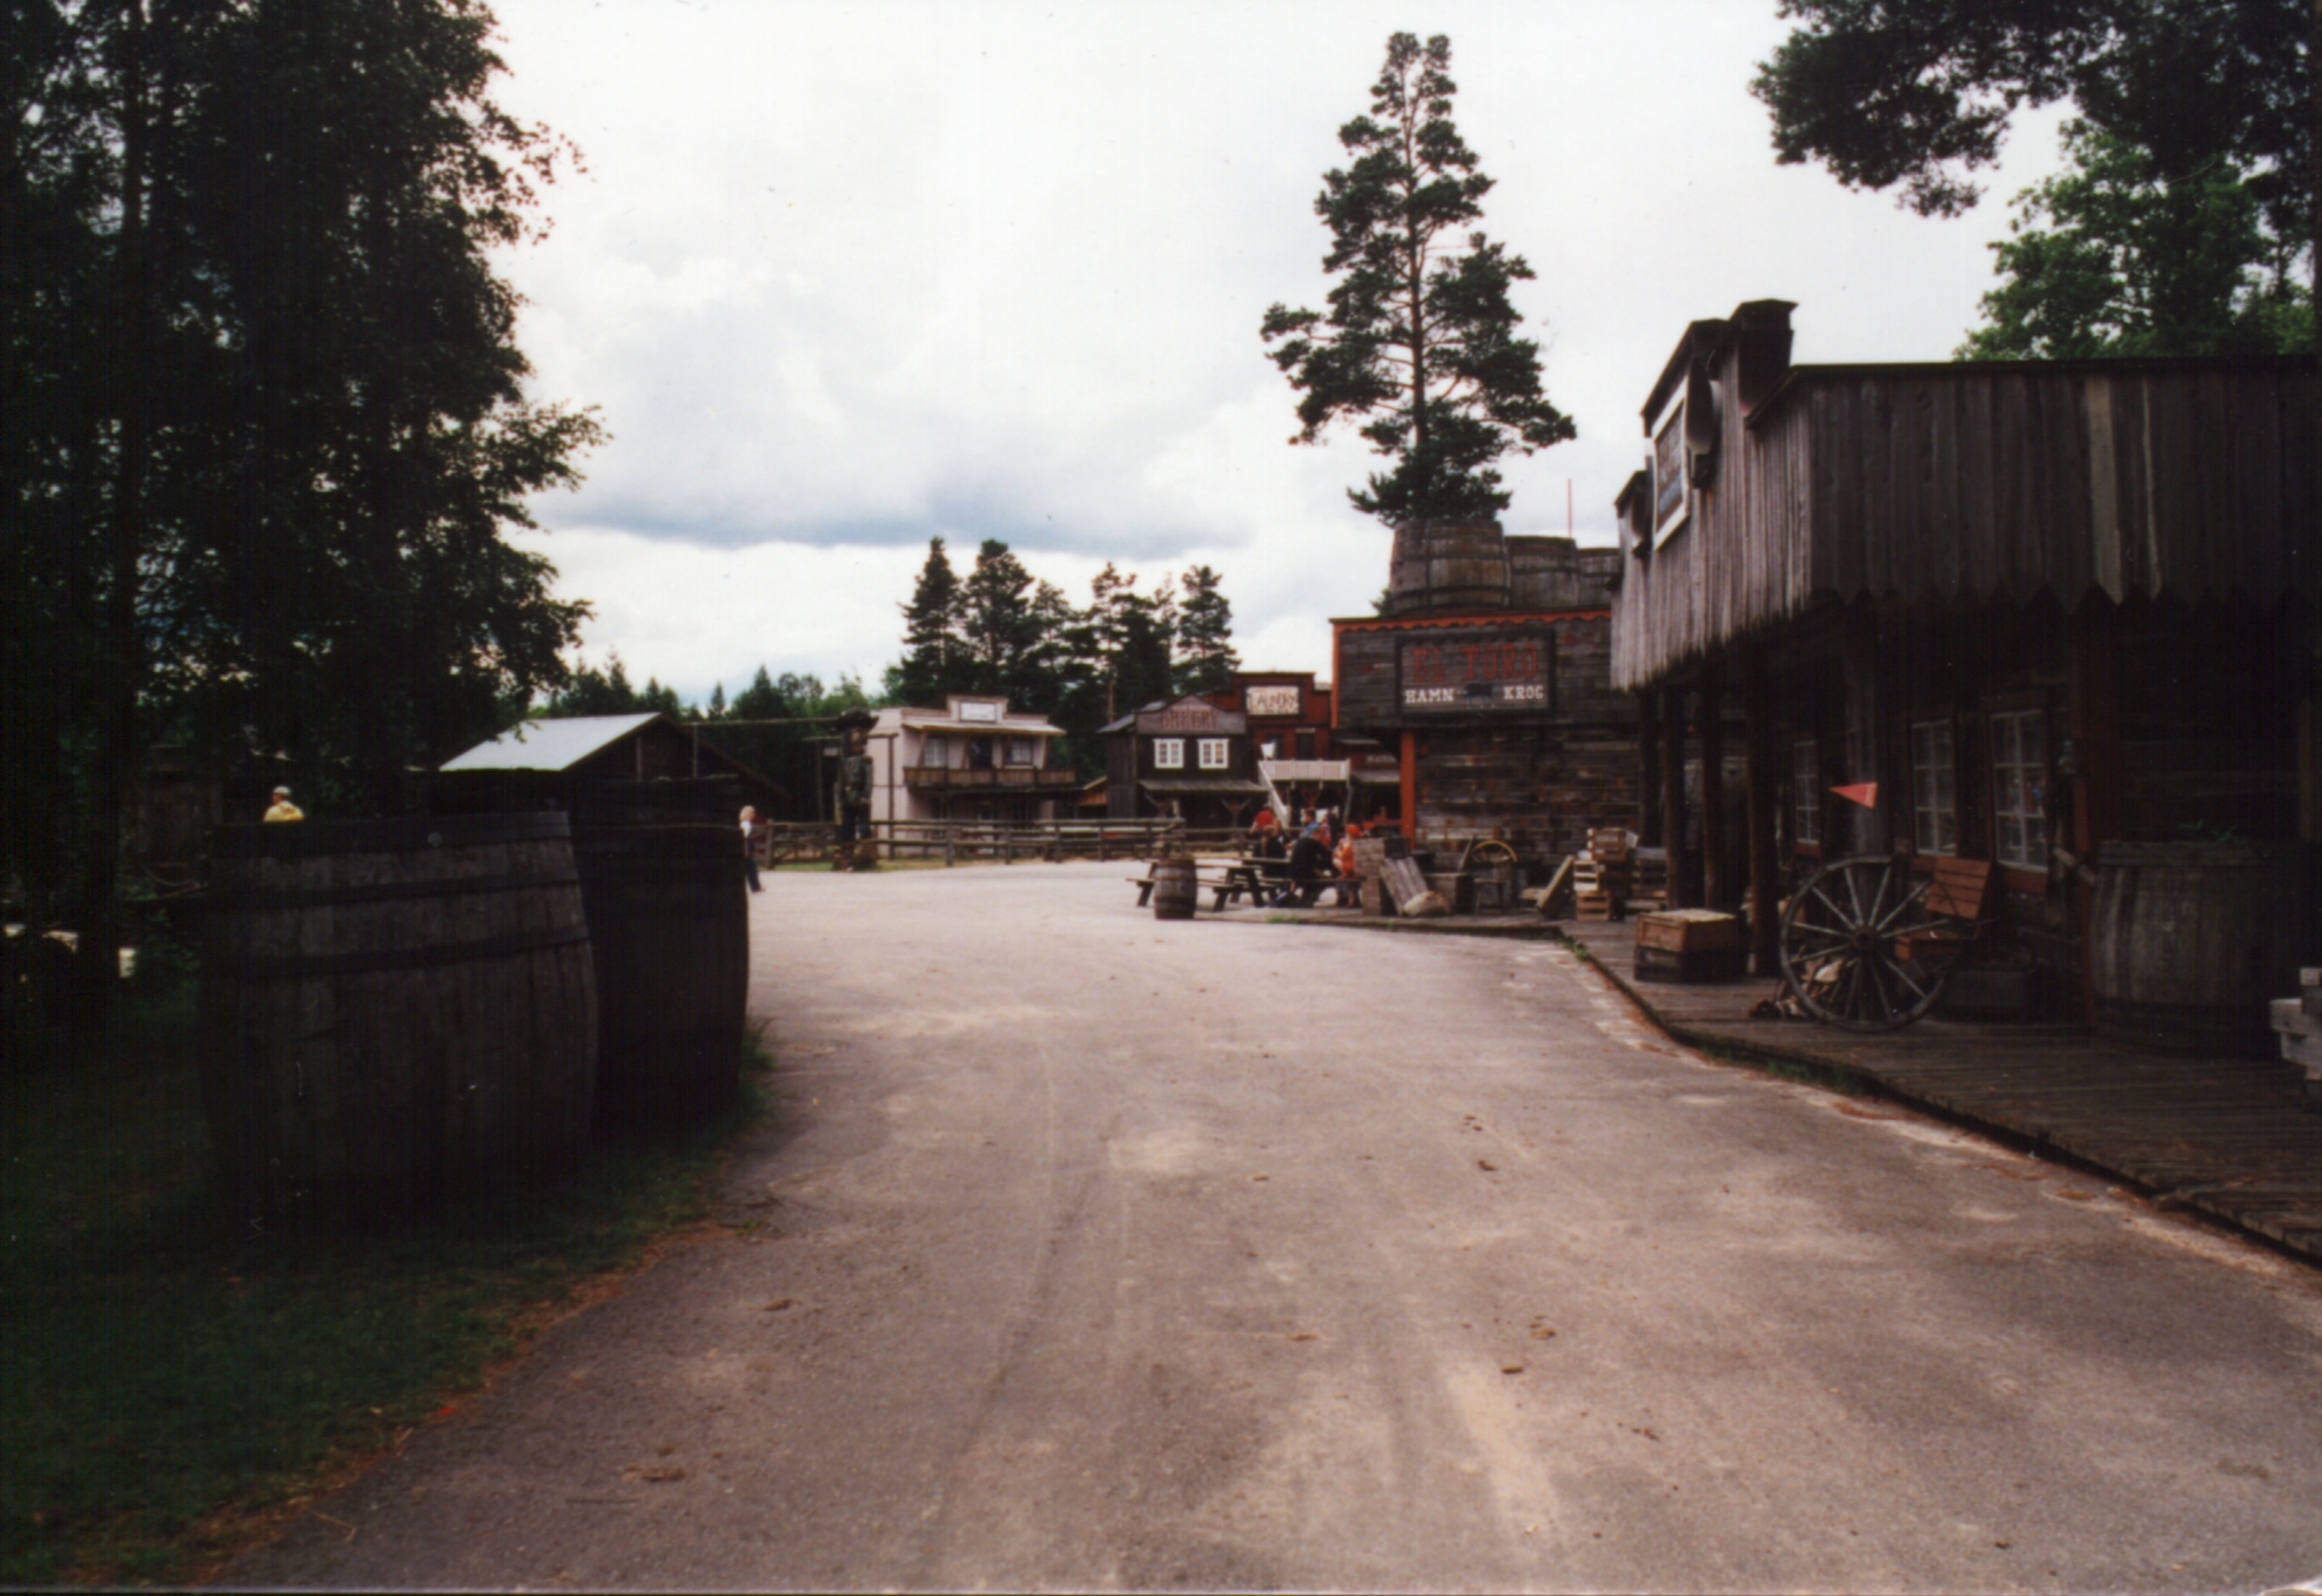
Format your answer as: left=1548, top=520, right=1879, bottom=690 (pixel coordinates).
left=1830, top=782, right=1879, bottom=810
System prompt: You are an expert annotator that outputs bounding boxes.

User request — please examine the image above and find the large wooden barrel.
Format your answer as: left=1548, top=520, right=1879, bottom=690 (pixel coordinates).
left=1152, top=857, right=1199, bottom=921
left=2088, top=841, right=2314, bottom=1055
left=571, top=818, right=749, bottom=1135
left=1389, top=519, right=1509, bottom=616
left=1505, top=535, right=1579, bottom=612
left=199, top=812, right=598, bottom=1225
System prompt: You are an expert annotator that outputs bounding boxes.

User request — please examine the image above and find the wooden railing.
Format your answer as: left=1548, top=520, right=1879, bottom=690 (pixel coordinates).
left=899, top=767, right=1079, bottom=790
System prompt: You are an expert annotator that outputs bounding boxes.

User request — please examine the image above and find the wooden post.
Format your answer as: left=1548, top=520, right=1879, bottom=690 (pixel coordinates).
left=1743, top=644, right=1779, bottom=976
left=1700, top=661, right=1728, bottom=910
left=1660, top=686, right=1690, bottom=908
left=1841, top=602, right=1887, bottom=854
left=1399, top=729, right=1419, bottom=842
left=1637, top=690, right=1663, bottom=847
left=943, top=824, right=955, bottom=867
left=2068, top=594, right=2125, bottom=1022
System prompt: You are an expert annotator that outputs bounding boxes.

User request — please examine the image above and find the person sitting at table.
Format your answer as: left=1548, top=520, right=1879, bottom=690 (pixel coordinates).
left=1276, top=823, right=1334, bottom=908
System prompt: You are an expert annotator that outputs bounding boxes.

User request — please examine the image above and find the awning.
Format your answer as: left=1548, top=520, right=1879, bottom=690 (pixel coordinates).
left=1258, top=758, right=1351, bottom=784
left=1350, top=770, right=1403, bottom=786
left=1138, top=778, right=1273, bottom=798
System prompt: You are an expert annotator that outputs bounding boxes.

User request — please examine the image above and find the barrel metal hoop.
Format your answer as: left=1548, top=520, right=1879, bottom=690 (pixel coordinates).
left=209, top=867, right=582, bottom=912
left=214, top=923, right=590, bottom=980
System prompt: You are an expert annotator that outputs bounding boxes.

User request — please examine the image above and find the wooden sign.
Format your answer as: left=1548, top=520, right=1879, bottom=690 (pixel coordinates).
left=1244, top=684, right=1301, bottom=718
left=1653, top=392, right=1689, bottom=544
left=1396, top=627, right=1553, bottom=714
left=1135, top=696, right=1246, bottom=736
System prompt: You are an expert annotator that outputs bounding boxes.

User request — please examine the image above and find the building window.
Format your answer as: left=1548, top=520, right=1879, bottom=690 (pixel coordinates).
left=1990, top=709, right=2049, bottom=870
left=1197, top=738, right=1229, bottom=771
left=921, top=733, right=949, bottom=768
left=1006, top=737, right=1035, bottom=766
left=1294, top=730, right=1316, bottom=761
left=1791, top=739, right=1820, bottom=846
left=1154, top=738, right=1185, bottom=770
left=1909, top=720, right=1957, bottom=856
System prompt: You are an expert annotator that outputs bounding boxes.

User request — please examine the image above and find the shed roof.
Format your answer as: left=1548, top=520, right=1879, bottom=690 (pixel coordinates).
left=440, top=713, right=661, bottom=772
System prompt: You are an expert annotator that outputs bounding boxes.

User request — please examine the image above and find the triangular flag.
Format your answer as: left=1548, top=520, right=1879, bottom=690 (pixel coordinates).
left=1830, top=782, right=1879, bottom=809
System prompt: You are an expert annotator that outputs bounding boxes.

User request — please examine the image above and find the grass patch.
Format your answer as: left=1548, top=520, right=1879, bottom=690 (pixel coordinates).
left=0, top=979, right=772, bottom=1587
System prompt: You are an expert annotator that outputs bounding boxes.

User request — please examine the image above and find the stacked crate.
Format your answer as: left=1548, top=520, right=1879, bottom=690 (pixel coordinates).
left=1627, top=847, right=1670, bottom=915
left=1571, top=829, right=1634, bottom=921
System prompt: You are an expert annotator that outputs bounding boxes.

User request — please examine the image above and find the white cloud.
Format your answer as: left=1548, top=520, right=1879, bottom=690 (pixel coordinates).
left=487, top=0, right=2073, bottom=701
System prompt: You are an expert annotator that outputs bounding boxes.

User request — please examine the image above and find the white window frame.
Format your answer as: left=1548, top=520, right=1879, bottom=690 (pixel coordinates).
left=1005, top=737, right=1035, bottom=767
left=920, top=733, right=949, bottom=769
left=1153, top=738, right=1185, bottom=771
left=1990, top=709, right=2050, bottom=870
left=1909, top=719, right=1957, bottom=857
left=1791, top=738, right=1820, bottom=847
left=1196, top=737, right=1229, bottom=771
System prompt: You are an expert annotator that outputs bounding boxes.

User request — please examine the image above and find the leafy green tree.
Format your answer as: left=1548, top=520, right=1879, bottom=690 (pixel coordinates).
left=1, top=0, right=595, bottom=1005
left=1173, top=566, right=1240, bottom=695
left=894, top=536, right=966, bottom=706
left=1261, top=32, right=1575, bottom=526
left=1960, top=122, right=2314, bottom=359
left=1751, top=0, right=2312, bottom=297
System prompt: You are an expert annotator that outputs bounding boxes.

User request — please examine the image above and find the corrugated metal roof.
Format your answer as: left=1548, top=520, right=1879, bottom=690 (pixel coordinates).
left=440, top=713, right=662, bottom=772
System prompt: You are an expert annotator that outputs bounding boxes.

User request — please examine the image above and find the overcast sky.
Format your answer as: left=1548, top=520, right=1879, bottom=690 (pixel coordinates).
left=486, top=0, right=2073, bottom=704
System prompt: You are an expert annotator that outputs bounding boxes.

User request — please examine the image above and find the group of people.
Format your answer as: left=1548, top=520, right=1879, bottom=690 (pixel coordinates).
left=1248, top=804, right=1378, bottom=908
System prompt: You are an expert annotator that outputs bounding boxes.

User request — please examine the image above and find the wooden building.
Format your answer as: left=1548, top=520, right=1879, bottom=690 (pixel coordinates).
left=1101, top=694, right=1273, bottom=828
left=437, top=712, right=788, bottom=816
left=1611, top=299, right=2317, bottom=1027
left=868, top=696, right=1076, bottom=826
left=1330, top=530, right=1638, bottom=862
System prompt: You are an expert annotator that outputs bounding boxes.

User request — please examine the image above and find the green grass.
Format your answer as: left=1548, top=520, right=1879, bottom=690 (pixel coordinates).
left=0, top=979, right=772, bottom=1587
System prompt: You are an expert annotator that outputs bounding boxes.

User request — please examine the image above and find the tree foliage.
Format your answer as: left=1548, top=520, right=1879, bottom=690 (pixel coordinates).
left=2, top=0, right=596, bottom=993
left=1751, top=0, right=2312, bottom=281
left=893, top=537, right=966, bottom=706
left=1960, top=122, right=2315, bottom=359
left=1261, top=32, right=1573, bottom=526
left=1172, top=566, right=1239, bottom=695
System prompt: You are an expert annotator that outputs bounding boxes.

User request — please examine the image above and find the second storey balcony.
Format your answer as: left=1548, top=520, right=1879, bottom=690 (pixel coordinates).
left=901, top=766, right=1078, bottom=791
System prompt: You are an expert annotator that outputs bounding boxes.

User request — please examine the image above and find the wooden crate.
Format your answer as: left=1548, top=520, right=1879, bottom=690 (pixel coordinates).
left=1634, top=909, right=1741, bottom=954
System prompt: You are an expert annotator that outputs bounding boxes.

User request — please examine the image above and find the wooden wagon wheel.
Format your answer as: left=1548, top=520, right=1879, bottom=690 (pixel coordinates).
left=1468, top=840, right=1520, bottom=865
left=1777, top=853, right=1963, bottom=1031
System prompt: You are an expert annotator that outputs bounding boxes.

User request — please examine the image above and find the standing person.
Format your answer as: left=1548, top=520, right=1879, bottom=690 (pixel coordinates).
left=262, top=786, right=304, bottom=823
left=739, top=806, right=765, bottom=893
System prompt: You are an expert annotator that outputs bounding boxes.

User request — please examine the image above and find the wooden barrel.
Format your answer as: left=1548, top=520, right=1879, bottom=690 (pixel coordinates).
left=199, top=812, right=598, bottom=1226
left=571, top=821, right=749, bottom=1134
left=2088, top=841, right=2314, bottom=1056
left=1505, top=535, right=1581, bottom=612
left=1152, top=857, right=1199, bottom=921
left=1389, top=519, right=1510, bottom=616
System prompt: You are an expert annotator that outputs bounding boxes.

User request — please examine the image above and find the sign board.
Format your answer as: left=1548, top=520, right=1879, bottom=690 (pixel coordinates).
left=1396, top=627, right=1553, bottom=714
left=1652, top=394, right=1689, bottom=545
left=1135, top=697, right=1246, bottom=737
left=1244, top=684, right=1302, bottom=718
left=956, top=700, right=1001, bottom=724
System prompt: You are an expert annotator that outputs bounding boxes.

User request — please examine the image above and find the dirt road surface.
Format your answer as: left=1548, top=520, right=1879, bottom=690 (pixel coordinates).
left=230, top=861, right=2322, bottom=1592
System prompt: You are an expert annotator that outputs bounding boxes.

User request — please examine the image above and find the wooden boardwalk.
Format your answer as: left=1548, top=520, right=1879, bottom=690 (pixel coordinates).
left=1558, top=918, right=2322, bottom=1266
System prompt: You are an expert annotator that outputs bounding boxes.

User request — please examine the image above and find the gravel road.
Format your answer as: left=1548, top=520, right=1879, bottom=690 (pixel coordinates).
left=228, top=861, right=2322, bottom=1593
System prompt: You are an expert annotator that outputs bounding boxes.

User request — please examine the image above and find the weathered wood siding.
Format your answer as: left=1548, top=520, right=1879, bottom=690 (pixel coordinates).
left=1614, top=357, right=2317, bottom=690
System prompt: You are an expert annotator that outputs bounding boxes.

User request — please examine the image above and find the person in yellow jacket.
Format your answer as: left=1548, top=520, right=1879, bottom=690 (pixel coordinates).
left=263, top=786, right=305, bottom=823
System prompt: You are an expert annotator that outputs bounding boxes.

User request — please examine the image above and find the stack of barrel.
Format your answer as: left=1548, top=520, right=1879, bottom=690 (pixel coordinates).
left=199, top=779, right=750, bottom=1229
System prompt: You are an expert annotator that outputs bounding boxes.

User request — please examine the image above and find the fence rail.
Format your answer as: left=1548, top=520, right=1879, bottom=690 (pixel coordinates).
left=760, top=818, right=1250, bottom=866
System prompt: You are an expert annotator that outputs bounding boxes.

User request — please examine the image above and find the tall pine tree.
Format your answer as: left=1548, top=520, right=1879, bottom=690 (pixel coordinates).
left=894, top=536, right=965, bottom=705
left=1173, top=566, right=1239, bottom=695
left=1261, top=32, right=1573, bottom=526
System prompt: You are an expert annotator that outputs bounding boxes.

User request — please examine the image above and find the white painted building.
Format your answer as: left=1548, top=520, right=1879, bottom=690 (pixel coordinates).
left=867, top=696, right=1076, bottom=825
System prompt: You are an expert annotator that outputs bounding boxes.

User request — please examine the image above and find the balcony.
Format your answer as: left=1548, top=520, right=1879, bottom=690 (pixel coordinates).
left=902, top=766, right=1078, bottom=791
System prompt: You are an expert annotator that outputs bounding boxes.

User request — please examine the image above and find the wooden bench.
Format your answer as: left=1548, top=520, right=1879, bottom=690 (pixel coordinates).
left=1127, top=863, right=1262, bottom=912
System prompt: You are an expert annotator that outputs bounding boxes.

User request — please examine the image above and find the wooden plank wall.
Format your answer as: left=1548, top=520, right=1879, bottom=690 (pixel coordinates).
left=1612, top=357, right=2317, bottom=690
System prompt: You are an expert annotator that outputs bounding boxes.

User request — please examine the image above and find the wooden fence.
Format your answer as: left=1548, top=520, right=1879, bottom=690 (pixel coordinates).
left=759, top=819, right=1252, bottom=866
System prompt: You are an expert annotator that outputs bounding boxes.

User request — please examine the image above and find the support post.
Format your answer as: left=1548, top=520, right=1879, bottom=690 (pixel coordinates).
left=1743, top=643, right=1779, bottom=976
left=1660, top=686, right=1691, bottom=908
left=1637, top=690, right=1663, bottom=847
left=1700, top=661, right=1728, bottom=910
left=2068, top=594, right=2125, bottom=1022
left=1399, top=729, right=1419, bottom=843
